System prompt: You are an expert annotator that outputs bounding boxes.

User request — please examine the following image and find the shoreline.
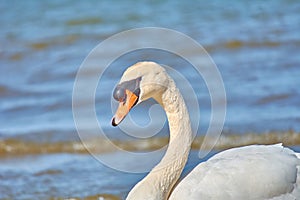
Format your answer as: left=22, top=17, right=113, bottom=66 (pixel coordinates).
left=1, top=131, right=299, bottom=157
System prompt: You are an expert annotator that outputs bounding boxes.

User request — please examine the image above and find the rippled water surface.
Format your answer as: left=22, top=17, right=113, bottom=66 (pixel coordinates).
left=1, top=0, right=300, bottom=199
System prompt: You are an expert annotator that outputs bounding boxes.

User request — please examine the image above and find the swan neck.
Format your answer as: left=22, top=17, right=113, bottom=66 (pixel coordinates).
left=126, top=77, right=193, bottom=200
left=156, top=79, right=193, bottom=198
left=161, top=81, right=193, bottom=144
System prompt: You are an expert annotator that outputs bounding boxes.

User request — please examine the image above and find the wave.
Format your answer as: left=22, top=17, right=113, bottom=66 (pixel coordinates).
left=28, top=34, right=81, bottom=50
left=205, top=39, right=300, bottom=51
left=1, top=131, right=299, bottom=157
left=5, top=34, right=298, bottom=55
left=254, top=93, right=292, bottom=105
left=66, top=17, right=103, bottom=26
left=47, top=194, right=120, bottom=200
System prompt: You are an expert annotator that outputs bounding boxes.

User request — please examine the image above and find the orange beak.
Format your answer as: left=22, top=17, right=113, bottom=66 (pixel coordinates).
left=112, top=89, right=139, bottom=126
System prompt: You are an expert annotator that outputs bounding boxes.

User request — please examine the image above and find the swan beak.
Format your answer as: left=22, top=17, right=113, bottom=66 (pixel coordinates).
left=112, top=89, right=138, bottom=126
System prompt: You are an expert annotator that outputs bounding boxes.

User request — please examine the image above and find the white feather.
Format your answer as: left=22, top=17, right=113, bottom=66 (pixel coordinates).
left=116, top=62, right=300, bottom=200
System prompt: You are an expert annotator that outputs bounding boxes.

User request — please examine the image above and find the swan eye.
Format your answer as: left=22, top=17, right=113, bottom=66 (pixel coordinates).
left=113, top=77, right=141, bottom=102
left=113, top=86, right=126, bottom=102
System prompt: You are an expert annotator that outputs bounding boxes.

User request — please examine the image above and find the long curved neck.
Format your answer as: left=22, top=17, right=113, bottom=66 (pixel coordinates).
left=126, top=77, right=193, bottom=200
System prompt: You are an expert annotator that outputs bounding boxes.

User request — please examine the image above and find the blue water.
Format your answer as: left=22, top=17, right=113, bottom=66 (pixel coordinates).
left=1, top=0, right=300, bottom=139
left=0, top=0, right=300, bottom=199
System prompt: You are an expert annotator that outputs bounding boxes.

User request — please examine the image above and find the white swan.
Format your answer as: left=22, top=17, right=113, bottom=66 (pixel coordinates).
left=111, top=61, right=300, bottom=200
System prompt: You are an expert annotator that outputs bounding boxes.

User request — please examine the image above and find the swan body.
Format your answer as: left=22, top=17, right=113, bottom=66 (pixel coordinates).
left=111, top=62, right=300, bottom=200
left=170, top=144, right=300, bottom=200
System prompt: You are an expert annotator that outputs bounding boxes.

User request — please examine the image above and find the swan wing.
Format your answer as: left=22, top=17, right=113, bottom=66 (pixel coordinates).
left=169, top=144, right=300, bottom=200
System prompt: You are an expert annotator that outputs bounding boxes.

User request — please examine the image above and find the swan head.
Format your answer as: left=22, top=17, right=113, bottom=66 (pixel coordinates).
left=112, top=61, right=169, bottom=126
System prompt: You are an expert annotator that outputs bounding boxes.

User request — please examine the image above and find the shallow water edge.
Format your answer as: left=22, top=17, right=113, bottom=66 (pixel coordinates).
left=1, top=131, right=299, bottom=157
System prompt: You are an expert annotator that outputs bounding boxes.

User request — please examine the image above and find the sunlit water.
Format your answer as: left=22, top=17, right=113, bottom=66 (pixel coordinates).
left=1, top=0, right=300, bottom=199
